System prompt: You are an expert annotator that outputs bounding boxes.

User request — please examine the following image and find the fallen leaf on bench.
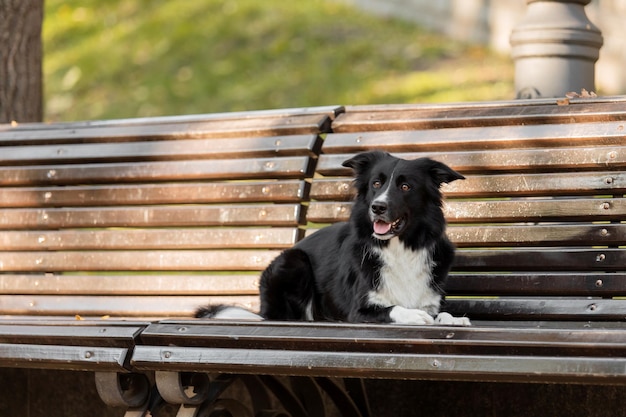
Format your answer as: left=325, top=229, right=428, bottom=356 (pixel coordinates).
left=565, top=88, right=598, bottom=99
left=75, top=315, right=84, bottom=320
left=556, top=98, right=570, bottom=106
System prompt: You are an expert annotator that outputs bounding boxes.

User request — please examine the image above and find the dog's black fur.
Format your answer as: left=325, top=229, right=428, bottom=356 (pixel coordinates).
left=197, top=151, right=469, bottom=325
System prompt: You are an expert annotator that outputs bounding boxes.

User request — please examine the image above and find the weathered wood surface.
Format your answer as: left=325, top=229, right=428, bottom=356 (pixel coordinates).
left=1, top=99, right=626, bottom=395
left=0, top=107, right=334, bottom=318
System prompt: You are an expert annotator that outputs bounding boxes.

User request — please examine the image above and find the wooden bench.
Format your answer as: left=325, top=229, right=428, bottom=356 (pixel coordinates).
left=2, top=98, right=626, bottom=417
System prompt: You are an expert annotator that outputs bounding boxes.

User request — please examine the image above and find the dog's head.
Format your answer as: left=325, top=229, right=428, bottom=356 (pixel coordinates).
left=342, top=151, right=464, bottom=242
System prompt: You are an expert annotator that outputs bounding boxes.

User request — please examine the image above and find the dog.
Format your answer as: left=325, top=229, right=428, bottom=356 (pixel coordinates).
left=197, top=151, right=470, bottom=326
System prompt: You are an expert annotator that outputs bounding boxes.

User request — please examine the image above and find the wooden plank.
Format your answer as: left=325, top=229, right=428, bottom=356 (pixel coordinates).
left=0, top=114, right=331, bottom=145
left=303, top=224, right=626, bottom=248
left=445, top=273, right=626, bottom=296
left=0, top=295, right=259, bottom=317
left=453, top=249, right=626, bottom=272
left=0, top=274, right=260, bottom=295
left=332, top=101, right=626, bottom=132
left=446, top=199, right=626, bottom=223
left=0, top=228, right=299, bottom=250
left=140, top=320, right=626, bottom=351
left=0, top=250, right=281, bottom=272
left=0, top=204, right=302, bottom=229
left=445, top=298, right=626, bottom=321
left=0, top=181, right=307, bottom=208
left=1, top=105, right=342, bottom=132
left=310, top=172, right=626, bottom=201
left=449, top=224, right=626, bottom=248
left=306, top=198, right=626, bottom=224
left=0, top=322, right=145, bottom=347
left=338, top=97, right=626, bottom=115
left=0, top=344, right=130, bottom=372
left=315, top=145, right=626, bottom=176
left=0, top=156, right=312, bottom=186
left=138, top=321, right=626, bottom=364
left=0, top=135, right=320, bottom=165
left=322, top=121, right=626, bottom=154
left=130, top=345, right=626, bottom=384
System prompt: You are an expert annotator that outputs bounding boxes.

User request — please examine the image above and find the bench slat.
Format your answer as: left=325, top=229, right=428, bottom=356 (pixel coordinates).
left=0, top=322, right=145, bottom=347
left=0, top=181, right=307, bottom=207
left=446, top=199, right=625, bottom=223
left=306, top=224, right=626, bottom=248
left=332, top=101, right=626, bottom=132
left=305, top=224, right=626, bottom=247
left=0, top=343, right=130, bottom=372
left=322, top=121, right=626, bottom=153
left=0, top=114, right=331, bottom=145
left=310, top=172, right=626, bottom=201
left=0, top=135, right=320, bottom=165
left=139, top=320, right=626, bottom=354
left=449, top=224, right=626, bottom=247
left=131, top=345, right=626, bottom=384
left=454, top=249, right=624, bottom=271
left=339, top=97, right=626, bottom=112
left=0, top=295, right=259, bottom=317
left=0, top=228, right=298, bottom=250
left=445, top=273, right=626, bottom=296
left=0, top=204, right=301, bottom=229
left=0, top=250, right=281, bottom=272
left=315, top=145, right=626, bottom=176
left=0, top=274, right=259, bottom=295
left=446, top=298, right=626, bottom=321
left=0, top=156, right=312, bottom=186
left=1, top=106, right=342, bottom=132
left=306, top=199, right=626, bottom=224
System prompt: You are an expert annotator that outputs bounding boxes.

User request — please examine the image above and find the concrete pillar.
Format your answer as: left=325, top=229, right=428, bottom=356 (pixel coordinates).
left=510, top=0, right=603, bottom=99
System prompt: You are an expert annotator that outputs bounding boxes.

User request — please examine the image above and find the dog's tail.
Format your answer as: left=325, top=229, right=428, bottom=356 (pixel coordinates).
left=195, top=304, right=263, bottom=321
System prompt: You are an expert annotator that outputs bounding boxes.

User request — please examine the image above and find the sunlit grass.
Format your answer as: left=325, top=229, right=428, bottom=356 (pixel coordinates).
left=43, top=0, right=514, bottom=122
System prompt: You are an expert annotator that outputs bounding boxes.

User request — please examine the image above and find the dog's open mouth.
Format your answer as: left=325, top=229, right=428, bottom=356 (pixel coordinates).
left=373, top=216, right=406, bottom=239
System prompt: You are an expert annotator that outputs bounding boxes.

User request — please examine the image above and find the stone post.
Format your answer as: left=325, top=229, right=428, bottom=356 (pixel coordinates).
left=510, top=0, right=603, bottom=99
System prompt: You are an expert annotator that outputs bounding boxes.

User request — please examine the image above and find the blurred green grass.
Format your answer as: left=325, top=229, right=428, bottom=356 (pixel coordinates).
left=43, top=0, right=514, bottom=122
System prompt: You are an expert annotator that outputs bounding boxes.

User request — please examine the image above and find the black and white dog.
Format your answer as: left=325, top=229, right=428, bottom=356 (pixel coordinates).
left=197, top=151, right=470, bottom=326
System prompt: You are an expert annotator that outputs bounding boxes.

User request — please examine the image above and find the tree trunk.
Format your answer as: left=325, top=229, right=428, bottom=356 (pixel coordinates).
left=0, top=0, right=43, bottom=123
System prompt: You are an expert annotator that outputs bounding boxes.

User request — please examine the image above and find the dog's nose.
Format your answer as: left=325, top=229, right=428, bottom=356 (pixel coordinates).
left=371, top=201, right=387, bottom=215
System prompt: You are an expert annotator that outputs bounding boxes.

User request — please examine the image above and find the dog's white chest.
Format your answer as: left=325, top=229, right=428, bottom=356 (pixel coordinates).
left=368, top=239, right=441, bottom=313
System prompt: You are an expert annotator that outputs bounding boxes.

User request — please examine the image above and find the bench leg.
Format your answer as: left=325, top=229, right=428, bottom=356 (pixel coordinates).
left=94, top=372, right=151, bottom=416
left=150, top=372, right=371, bottom=417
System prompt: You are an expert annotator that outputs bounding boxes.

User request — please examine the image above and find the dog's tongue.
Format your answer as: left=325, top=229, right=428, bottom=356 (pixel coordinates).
left=373, top=220, right=392, bottom=235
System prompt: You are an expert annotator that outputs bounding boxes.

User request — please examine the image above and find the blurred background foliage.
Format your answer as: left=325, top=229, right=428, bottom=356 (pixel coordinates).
left=43, top=0, right=514, bottom=122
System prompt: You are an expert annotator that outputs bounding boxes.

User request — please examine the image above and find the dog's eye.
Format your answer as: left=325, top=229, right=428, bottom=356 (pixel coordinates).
left=372, top=180, right=382, bottom=189
left=400, top=183, right=411, bottom=192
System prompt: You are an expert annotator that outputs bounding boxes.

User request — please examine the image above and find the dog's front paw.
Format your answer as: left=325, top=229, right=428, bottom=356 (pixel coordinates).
left=434, top=312, right=471, bottom=326
left=389, top=306, right=435, bottom=325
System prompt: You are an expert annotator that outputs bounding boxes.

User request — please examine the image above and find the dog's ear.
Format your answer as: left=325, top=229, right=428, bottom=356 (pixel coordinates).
left=342, top=151, right=389, bottom=175
left=428, top=159, right=465, bottom=187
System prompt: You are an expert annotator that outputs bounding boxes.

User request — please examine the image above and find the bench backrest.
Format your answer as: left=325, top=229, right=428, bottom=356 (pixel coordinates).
left=0, top=107, right=339, bottom=318
left=2, top=98, right=626, bottom=323
left=310, top=97, right=626, bottom=323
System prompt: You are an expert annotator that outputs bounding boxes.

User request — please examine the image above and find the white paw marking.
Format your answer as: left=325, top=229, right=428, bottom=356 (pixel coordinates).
left=389, top=306, right=435, bottom=325
left=434, top=312, right=472, bottom=326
